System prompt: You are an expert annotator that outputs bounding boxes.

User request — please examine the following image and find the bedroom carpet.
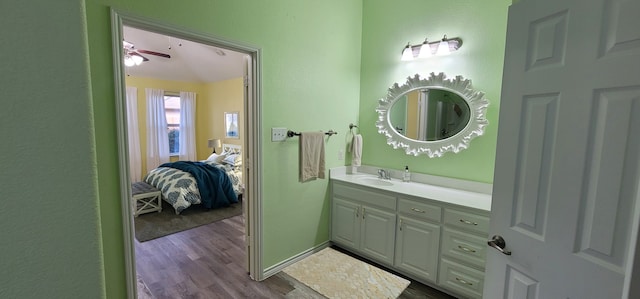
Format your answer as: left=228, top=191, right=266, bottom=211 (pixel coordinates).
left=134, top=200, right=242, bottom=242
left=282, top=247, right=411, bottom=299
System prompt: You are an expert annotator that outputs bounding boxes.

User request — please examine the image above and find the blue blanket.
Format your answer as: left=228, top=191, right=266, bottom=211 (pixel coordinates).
left=159, top=161, right=238, bottom=209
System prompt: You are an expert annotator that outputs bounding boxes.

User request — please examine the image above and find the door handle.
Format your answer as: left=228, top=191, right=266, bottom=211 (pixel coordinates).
left=487, top=235, right=512, bottom=255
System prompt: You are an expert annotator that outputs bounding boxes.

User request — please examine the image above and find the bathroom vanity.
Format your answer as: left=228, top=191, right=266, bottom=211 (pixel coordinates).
left=330, top=167, right=491, bottom=299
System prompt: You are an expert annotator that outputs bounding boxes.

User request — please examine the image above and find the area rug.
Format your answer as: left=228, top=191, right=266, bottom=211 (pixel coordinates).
left=134, top=200, right=242, bottom=242
left=282, top=247, right=410, bottom=299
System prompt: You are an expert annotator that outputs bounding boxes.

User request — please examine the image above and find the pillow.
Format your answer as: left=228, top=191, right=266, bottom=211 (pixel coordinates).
left=206, top=152, right=227, bottom=163
left=222, top=153, right=242, bottom=167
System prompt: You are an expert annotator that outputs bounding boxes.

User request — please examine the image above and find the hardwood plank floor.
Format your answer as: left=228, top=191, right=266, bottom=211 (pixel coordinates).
left=135, top=215, right=456, bottom=298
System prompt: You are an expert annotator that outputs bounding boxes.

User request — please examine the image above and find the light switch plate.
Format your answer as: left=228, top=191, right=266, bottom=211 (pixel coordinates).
left=271, top=127, right=288, bottom=142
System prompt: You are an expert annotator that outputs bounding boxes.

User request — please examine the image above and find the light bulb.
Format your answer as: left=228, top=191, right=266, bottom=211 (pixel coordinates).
left=132, top=55, right=144, bottom=65
left=401, top=44, right=413, bottom=61
left=436, top=39, right=450, bottom=56
left=124, top=55, right=135, bottom=67
left=418, top=41, right=432, bottom=58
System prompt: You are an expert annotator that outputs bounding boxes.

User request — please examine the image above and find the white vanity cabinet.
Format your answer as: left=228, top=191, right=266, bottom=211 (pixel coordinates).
left=395, top=197, right=441, bottom=284
left=330, top=176, right=491, bottom=299
left=331, top=182, right=397, bottom=266
left=437, top=207, right=490, bottom=299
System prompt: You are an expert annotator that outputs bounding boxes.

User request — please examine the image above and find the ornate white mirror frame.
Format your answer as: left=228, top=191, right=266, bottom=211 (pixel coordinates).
left=376, top=72, right=489, bottom=157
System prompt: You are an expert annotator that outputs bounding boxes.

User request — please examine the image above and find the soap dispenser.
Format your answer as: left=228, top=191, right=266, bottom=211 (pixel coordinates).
left=403, top=166, right=411, bottom=182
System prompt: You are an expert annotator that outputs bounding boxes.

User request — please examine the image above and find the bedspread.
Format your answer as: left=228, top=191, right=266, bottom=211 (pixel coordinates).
left=144, top=160, right=243, bottom=214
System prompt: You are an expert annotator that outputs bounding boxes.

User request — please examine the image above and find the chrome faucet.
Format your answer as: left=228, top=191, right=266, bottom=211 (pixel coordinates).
left=377, top=169, right=391, bottom=180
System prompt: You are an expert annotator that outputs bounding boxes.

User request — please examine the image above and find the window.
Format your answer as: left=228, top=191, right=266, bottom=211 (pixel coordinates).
left=164, top=95, right=180, bottom=155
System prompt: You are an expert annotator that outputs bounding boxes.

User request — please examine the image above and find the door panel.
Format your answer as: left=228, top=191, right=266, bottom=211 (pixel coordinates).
left=485, top=0, right=640, bottom=298
left=332, top=197, right=360, bottom=250
left=361, top=206, right=396, bottom=265
left=395, top=216, right=440, bottom=283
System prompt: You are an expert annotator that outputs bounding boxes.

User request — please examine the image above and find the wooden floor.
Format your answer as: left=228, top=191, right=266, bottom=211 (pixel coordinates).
left=135, top=215, right=456, bottom=299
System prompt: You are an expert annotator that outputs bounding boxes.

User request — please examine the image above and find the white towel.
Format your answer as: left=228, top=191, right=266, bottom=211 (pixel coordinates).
left=351, top=134, right=362, bottom=167
left=346, top=130, right=354, bottom=152
left=299, top=132, right=326, bottom=182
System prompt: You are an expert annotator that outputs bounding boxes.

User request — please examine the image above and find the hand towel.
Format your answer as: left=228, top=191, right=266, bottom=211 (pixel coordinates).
left=346, top=130, right=354, bottom=152
left=299, top=132, right=326, bottom=182
left=352, top=134, right=363, bottom=167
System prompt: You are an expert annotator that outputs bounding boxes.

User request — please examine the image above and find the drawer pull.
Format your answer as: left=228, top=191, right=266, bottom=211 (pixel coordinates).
left=411, top=207, right=426, bottom=213
left=459, top=219, right=478, bottom=226
left=458, top=245, right=476, bottom=253
left=455, top=277, right=473, bottom=286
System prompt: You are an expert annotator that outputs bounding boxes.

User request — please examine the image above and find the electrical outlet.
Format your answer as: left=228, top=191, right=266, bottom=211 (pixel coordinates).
left=338, top=150, right=345, bottom=160
left=271, top=127, right=288, bottom=142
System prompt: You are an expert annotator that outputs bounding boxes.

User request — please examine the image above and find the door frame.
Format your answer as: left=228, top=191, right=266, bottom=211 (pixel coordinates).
left=110, top=9, right=263, bottom=298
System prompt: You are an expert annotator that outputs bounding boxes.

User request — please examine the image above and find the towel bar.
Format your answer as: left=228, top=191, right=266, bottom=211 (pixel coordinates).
left=287, top=130, right=338, bottom=137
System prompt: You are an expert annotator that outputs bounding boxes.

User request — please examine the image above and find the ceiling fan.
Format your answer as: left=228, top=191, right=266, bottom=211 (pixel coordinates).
left=122, top=40, right=171, bottom=67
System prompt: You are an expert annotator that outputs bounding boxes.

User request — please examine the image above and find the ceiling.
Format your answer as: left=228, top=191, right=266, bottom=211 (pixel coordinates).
left=122, top=26, right=247, bottom=83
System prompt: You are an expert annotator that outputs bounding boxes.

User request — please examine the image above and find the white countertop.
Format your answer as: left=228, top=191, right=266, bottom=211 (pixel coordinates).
left=330, top=167, right=492, bottom=212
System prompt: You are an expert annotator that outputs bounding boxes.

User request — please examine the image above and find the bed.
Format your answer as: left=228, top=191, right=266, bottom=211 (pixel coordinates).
left=143, top=144, right=244, bottom=214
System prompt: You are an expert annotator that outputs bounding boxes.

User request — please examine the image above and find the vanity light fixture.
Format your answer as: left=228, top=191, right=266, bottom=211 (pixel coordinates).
left=400, top=35, right=462, bottom=61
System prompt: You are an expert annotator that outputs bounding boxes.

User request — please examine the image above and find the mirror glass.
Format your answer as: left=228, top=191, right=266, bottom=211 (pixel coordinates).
left=389, top=89, right=470, bottom=141
left=376, top=72, right=489, bottom=157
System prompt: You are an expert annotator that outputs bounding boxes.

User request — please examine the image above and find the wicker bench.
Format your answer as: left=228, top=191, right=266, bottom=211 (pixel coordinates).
left=131, top=182, right=162, bottom=217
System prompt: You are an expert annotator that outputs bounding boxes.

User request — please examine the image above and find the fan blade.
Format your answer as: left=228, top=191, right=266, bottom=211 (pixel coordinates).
left=131, top=52, right=149, bottom=62
left=137, top=49, right=171, bottom=59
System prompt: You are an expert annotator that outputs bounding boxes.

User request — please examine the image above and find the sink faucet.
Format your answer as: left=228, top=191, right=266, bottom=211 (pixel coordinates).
left=377, top=169, right=391, bottom=180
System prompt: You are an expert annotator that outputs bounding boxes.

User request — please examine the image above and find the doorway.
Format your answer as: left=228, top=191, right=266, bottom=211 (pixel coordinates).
left=111, top=10, right=262, bottom=298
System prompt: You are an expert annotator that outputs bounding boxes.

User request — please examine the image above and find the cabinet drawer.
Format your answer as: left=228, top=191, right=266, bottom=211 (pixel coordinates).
left=398, top=198, right=441, bottom=223
left=443, top=208, right=489, bottom=235
left=441, top=228, right=487, bottom=269
left=333, top=182, right=396, bottom=210
left=438, top=258, right=484, bottom=299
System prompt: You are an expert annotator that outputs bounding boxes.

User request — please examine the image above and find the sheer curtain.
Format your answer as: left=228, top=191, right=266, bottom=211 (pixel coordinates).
left=179, top=91, right=197, bottom=161
left=126, top=87, right=142, bottom=182
left=145, top=88, right=170, bottom=172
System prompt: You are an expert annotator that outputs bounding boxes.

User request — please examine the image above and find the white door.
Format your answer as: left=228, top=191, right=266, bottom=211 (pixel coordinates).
left=484, top=0, right=640, bottom=298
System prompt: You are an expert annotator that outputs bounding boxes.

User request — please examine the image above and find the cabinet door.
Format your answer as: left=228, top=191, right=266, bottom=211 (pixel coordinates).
left=331, top=197, right=360, bottom=250
left=395, top=216, right=440, bottom=284
left=360, top=205, right=396, bottom=265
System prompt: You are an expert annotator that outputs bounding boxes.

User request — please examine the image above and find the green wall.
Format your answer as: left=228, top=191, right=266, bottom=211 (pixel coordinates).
left=85, top=1, right=362, bottom=297
left=0, top=1, right=105, bottom=298
left=360, top=0, right=511, bottom=183
left=2, top=0, right=510, bottom=297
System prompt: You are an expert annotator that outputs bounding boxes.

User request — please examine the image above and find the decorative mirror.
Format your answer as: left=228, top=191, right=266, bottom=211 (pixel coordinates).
left=376, top=72, right=489, bottom=157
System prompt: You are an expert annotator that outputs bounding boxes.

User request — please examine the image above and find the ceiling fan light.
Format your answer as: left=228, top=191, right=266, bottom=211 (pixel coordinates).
left=124, top=55, right=135, bottom=67
left=132, top=55, right=144, bottom=65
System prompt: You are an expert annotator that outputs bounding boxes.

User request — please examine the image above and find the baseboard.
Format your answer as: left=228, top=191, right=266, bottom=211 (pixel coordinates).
left=262, top=241, right=331, bottom=279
